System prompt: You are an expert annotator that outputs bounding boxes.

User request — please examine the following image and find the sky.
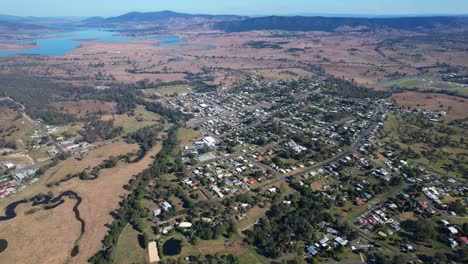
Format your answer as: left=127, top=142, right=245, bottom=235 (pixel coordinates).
left=2, top=0, right=468, bottom=17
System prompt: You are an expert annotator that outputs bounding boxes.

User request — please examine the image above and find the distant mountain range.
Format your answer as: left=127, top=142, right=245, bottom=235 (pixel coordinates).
left=214, top=16, right=468, bottom=32
left=83, top=11, right=468, bottom=32
left=0, top=20, right=47, bottom=31
left=83, top=10, right=243, bottom=26
left=1, top=11, right=467, bottom=33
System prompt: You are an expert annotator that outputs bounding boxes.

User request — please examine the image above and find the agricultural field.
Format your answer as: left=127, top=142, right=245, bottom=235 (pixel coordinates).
left=392, top=92, right=467, bottom=121
left=385, top=77, right=468, bottom=97
left=50, top=100, right=117, bottom=118
left=142, top=84, right=193, bottom=97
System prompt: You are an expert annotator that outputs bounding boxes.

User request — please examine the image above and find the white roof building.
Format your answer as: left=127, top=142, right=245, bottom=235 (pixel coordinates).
left=179, top=222, right=193, bottom=228
left=448, top=226, right=459, bottom=235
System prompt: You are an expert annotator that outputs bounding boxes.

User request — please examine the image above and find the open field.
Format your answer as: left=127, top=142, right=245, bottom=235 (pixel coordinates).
left=0, top=140, right=162, bottom=264
left=1, top=114, right=35, bottom=152
left=101, top=105, right=162, bottom=133
left=113, top=224, right=146, bottom=264
left=0, top=106, right=17, bottom=130
left=2, top=27, right=466, bottom=92
left=237, top=206, right=268, bottom=231
left=392, top=92, right=467, bottom=121
left=28, top=145, right=52, bottom=163
left=0, top=153, right=34, bottom=167
left=50, top=100, right=117, bottom=117
left=249, top=68, right=315, bottom=82
left=385, top=77, right=468, bottom=97
left=142, top=84, right=192, bottom=97
left=177, top=128, right=201, bottom=147
left=0, top=198, right=82, bottom=264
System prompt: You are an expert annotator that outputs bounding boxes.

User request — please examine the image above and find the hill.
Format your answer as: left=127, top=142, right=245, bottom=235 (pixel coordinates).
left=84, top=10, right=242, bottom=26
left=0, top=20, right=47, bottom=31
left=214, top=16, right=468, bottom=32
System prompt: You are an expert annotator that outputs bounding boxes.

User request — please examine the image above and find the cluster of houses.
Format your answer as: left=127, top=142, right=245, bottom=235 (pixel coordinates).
left=440, top=219, right=467, bottom=248
left=304, top=225, right=350, bottom=256
left=0, top=168, right=38, bottom=198
left=357, top=203, right=402, bottom=238
left=168, top=93, right=225, bottom=118
left=0, top=178, right=21, bottom=198
left=184, top=156, right=268, bottom=198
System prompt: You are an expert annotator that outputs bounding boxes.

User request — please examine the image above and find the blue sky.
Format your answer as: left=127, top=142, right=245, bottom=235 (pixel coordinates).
left=2, top=0, right=468, bottom=17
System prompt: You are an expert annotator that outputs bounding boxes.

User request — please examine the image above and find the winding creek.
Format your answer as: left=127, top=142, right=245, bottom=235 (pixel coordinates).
left=0, top=191, right=85, bottom=257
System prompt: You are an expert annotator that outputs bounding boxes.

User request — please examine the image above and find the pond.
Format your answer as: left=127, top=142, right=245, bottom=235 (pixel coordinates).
left=0, top=28, right=183, bottom=57
left=0, top=239, right=8, bottom=253
left=162, top=238, right=182, bottom=256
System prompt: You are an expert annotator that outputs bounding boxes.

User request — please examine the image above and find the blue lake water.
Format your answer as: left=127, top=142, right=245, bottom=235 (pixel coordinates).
left=0, top=29, right=183, bottom=57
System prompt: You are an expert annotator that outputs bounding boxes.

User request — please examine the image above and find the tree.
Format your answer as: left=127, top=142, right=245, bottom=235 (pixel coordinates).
left=448, top=200, right=466, bottom=215
left=142, top=232, right=150, bottom=249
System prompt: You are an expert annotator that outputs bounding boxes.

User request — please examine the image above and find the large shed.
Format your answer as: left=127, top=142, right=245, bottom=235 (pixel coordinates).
left=148, top=241, right=160, bottom=263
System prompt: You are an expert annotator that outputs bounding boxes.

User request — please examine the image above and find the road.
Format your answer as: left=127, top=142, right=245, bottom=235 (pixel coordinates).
left=254, top=106, right=384, bottom=190
left=22, top=112, right=64, bottom=154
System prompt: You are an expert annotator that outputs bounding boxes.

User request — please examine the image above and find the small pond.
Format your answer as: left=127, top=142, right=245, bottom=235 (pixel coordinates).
left=0, top=239, right=8, bottom=254
left=162, top=238, right=182, bottom=256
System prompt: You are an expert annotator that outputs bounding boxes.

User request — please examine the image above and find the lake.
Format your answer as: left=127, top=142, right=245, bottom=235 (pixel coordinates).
left=0, top=29, right=183, bottom=57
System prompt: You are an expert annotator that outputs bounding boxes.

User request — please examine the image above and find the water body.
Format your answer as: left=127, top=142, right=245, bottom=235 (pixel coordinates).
left=0, top=29, right=183, bottom=57
left=162, top=238, right=182, bottom=256
left=0, top=239, right=7, bottom=253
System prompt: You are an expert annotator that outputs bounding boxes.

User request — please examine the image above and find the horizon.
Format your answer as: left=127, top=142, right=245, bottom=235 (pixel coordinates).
left=2, top=10, right=468, bottom=20
left=2, top=0, right=468, bottom=18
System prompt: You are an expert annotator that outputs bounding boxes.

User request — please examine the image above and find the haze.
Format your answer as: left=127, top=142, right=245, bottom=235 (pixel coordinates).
left=3, top=0, right=468, bottom=17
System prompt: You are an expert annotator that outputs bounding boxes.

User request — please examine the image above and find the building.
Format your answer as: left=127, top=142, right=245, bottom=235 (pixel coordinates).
left=334, top=236, right=348, bottom=246
left=306, top=245, right=318, bottom=255
left=147, top=241, right=160, bottom=263
left=162, top=201, right=172, bottom=211
left=2, top=161, right=15, bottom=169
left=179, top=222, right=193, bottom=228
left=153, top=209, right=162, bottom=217
left=203, top=136, right=217, bottom=148
left=448, top=226, right=459, bottom=235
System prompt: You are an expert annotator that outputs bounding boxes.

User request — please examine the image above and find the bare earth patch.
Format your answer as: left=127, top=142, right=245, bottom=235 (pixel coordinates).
left=393, top=92, right=468, bottom=121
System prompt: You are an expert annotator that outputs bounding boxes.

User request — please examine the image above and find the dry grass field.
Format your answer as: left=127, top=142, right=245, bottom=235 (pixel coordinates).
left=50, top=100, right=117, bottom=117
left=393, top=92, right=468, bottom=121
left=101, top=105, right=162, bottom=133
left=0, top=199, right=82, bottom=264
left=0, top=140, right=162, bottom=264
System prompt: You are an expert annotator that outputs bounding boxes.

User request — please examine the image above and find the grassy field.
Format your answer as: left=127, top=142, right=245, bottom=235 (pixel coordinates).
left=237, top=206, right=269, bottom=231
left=142, top=84, right=192, bottom=97
left=177, top=128, right=201, bottom=147
left=392, top=91, right=467, bottom=121
left=385, top=77, right=468, bottom=97
left=29, top=146, right=52, bottom=162
left=237, top=248, right=268, bottom=264
left=113, top=224, right=146, bottom=264
left=0, top=141, right=160, bottom=264
left=2, top=115, right=35, bottom=151
left=382, top=113, right=467, bottom=179
left=101, top=105, right=162, bottom=133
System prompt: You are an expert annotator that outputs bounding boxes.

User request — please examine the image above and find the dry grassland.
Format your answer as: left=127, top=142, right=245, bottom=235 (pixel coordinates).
left=0, top=140, right=162, bottom=264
